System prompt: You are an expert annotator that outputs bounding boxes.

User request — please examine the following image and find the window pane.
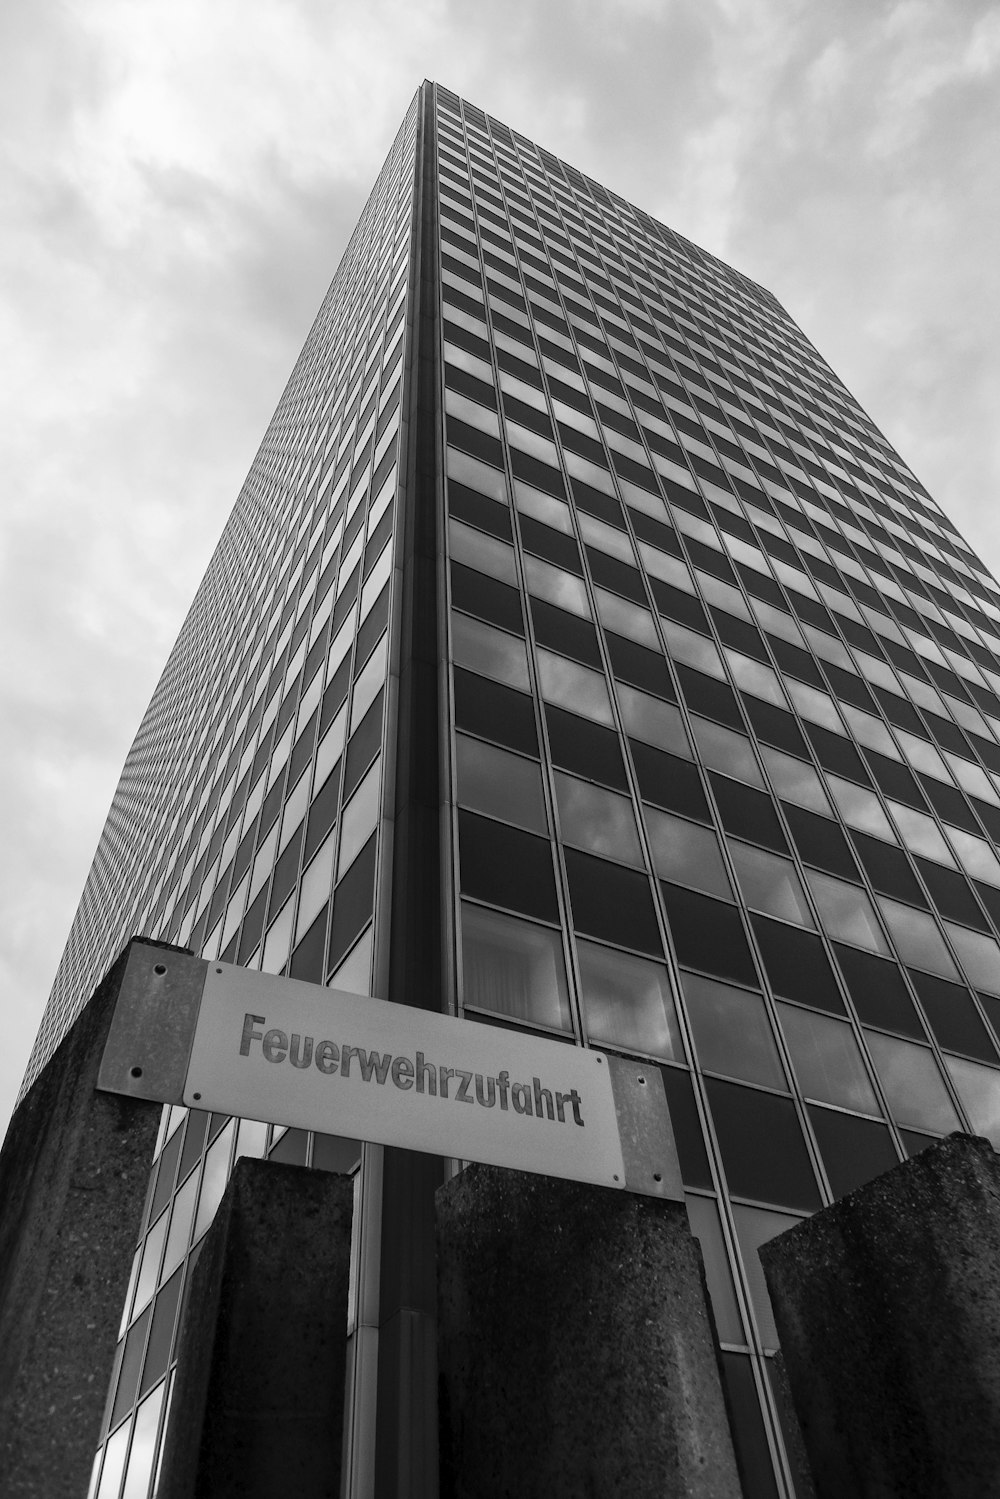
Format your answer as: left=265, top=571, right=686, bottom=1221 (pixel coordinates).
left=461, top=902, right=571, bottom=1030
left=808, top=1106, right=899, bottom=1200
left=122, top=1382, right=165, bottom=1499
left=777, top=1003, right=878, bottom=1113
left=827, top=775, right=896, bottom=840
left=536, top=648, right=613, bottom=723
left=864, top=1031, right=961, bottom=1133
left=807, top=870, right=889, bottom=953
left=728, top=842, right=814, bottom=926
left=877, top=896, right=958, bottom=979
left=662, top=884, right=757, bottom=985
left=887, top=800, right=955, bottom=864
left=451, top=611, right=529, bottom=689
left=617, top=684, right=690, bottom=753
left=456, top=735, right=546, bottom=833
left=682, top=973, right=786, bottom=1089
left=645, top=809, right=731, bottom=897
left=732, top=1204, right=802, bottom=1350
left=337, top=757, right=382, bottom=880
left=685, top=1196, right=743, bottom=1344
left=578, top=940, right=683, bottom=1059
left=944, top=922, right=1000, bottom=995
left=706, top=1079, right=821, bottom=1210
left=689, top=716, right=764, bottom=787
left=943, top=1055, right=1000, bottom=1146
left=554, top=772, right=642, bottom=865
left=761, top=745, right=830, bottom=811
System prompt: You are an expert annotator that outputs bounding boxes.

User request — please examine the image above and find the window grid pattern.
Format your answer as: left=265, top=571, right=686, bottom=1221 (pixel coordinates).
left=77, top=95, right=419, bottom=1499
left=434, top=84, right=1000, bottom=1499
left=19, top=81, right=1000, bottom=1499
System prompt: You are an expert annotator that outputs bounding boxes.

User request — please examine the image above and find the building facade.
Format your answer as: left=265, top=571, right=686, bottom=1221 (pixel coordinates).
left=21, top=81, right=1000, bottom=1498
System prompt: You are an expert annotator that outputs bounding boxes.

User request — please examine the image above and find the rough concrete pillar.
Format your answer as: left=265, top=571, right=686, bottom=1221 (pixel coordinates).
left=157, top=1157, right=354, bottom=1499
left=436, top=1164, right=741, bottom=1499
left=760, top=1132, right=1000, bottom=1498
left=0, top=939, right=165, bottom=1499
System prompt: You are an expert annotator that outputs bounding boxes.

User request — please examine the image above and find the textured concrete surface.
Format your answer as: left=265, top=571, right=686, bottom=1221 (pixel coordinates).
left=761, top=1132, right=1000, bottom=1498
left=158, top=1157, right=354, bottom=1499
left=436, top=1164, right=741, bottom=1499
left=0, top=939, right=165, bottom=1499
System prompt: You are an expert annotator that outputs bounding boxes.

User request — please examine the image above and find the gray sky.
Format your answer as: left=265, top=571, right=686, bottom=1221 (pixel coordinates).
left=2, top=0, right=998, bottom=1138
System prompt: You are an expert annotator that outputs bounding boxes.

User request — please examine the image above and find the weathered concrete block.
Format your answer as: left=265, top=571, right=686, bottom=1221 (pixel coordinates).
left=157, top=1157, right=354, bottom=1499
left=761, top=1132, right=1000, bottom=1498
left=0, top=939, right=165, bottom=1499
left=436, top=1164, right=741, bottom=1499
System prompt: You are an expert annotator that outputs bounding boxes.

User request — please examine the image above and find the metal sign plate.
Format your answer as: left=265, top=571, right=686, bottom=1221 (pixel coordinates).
left=99, top=945, right=681, bottom=1197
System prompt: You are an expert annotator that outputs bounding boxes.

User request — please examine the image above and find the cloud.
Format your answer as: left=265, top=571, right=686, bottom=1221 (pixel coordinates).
left=1, top=0, right=998, bottom=1135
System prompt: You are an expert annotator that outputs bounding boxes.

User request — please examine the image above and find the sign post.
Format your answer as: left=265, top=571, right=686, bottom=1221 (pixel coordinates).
left=98, top=942, right=682, bottom=1199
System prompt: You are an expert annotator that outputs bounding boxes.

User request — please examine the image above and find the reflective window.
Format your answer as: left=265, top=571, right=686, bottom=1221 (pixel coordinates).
left=456, top=735, right=546, bottom=833
left=554, top=771, right=642, bottom=865
left=461, top=901, right=571, bottom=1029
left=451, top=611, right=530, bottom=689
left=617, top=684, right=689, bottom=754
left=877, top=896, right=958, bottom=979
left=337, top=757, right=382, bottom=880
left=645, top=808, right=731, bottom=897
left=887, top=800, right=955, bottom=865
left=761, top=745, right=830, bottom=812
left=864, top=1031, right=961, bottom=1133
left=826, top=776, right=896, bottom=840
left=578, top=940, right=683, bottom=1059
left=732, top=1204, right=802, bottom=1350
left=536, top=648, right=613, bottom=723
left=944, top=922, right=1000, bottom=995
left=683, top=973, right=785, bottom=1089
left=943, top=1055, right=1000, bottom=1146
left=705, top=1079, right=821, bottom=1210
left=807, top=870, right=889, bottom=953
left=776, top=1003, right=878, bottom=1113
left=948, top=826, right=1000, bottom=885
left=808, top=1107, right=899, bottom=1200
left=689, top=717, right=764, bottom=787
left=728, top=841, right=814, bottom=926
left=685, top=1197, right=744, bottom=1343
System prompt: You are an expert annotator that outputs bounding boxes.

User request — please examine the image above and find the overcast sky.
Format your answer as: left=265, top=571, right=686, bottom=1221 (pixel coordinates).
left=2, top=0, right=997, bottom=1138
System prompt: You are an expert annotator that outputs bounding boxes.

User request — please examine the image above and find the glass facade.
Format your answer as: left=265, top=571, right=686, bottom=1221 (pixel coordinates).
left=20, top=81, right=1000, bottom=1498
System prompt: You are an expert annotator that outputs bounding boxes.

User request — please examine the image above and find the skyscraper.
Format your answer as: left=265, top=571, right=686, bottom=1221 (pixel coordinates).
left=20, top=80, right=1000, bottom=1498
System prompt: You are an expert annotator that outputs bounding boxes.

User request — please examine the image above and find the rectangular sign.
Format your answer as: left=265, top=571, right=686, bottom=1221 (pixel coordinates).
left=98, top=943, right=681, bottom=1197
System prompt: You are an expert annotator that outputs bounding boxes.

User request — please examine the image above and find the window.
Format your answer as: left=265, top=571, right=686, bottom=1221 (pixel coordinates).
left=728, top=841, right=814, bottom=926
left=705, top=1079, right=821, bottom=1210
left=661, top=884, right=756, bottom=985
left=645, top=808, right=731, bottom=896
left=554, top=772, right=642, bottom=864
left=808, top=1108, right=899, bottom=1199
left=565, top=848, right=661, bottom=952
left=753, top=917, right=844, bottom=1013
left=776, top=1004, right=878, bottom=1113
left=683, top=973, right=785, bottom=1088
left=807, top=870, right=889, bottom=953
left=578, top=940, right=683, bottom=1058
left=461, top=902, right=571, bottom=1030
left=458, top=810, right=558, bottom=921
left=456, top=735, right=546, bottom=833
left=877, top=896, right=958, bottom=979
left=943, top=1055, right=1000, bottom=1146
left=711, top=776, right=787, bottom=852
left=864, top=1031, right=960, bottom=1134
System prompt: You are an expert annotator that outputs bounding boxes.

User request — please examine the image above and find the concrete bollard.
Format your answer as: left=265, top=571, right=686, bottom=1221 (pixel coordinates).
left=0, top=939, right=168, bottom=1498
left=157, top=1157, right=354, bottom=1499
left=436, top=1163, right=741, bottom=1498
left=761, top=1132, right=1000, bottom=1498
